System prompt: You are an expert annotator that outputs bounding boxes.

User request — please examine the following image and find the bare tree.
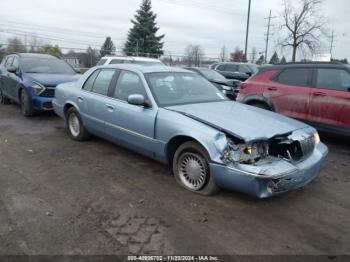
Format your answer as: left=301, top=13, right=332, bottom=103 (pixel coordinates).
left=184, top=44, right=204, bottom=67
left=219, top=45, right=227, bottom=62
left=6, top=37, right=26, bottom=53
left=27, top=34, right=44, bottom=52
left=279, top=0, right=328, bottom=62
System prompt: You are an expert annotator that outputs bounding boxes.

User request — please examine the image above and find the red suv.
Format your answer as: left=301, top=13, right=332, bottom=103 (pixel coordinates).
left=237, top=63, right=350, bottom=136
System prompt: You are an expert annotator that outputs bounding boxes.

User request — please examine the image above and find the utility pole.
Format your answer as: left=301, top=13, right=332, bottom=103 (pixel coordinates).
left=264, top=10, right=276, bottom=64
left=330, top=30, right=334, bottom=59
left=244, top=0, right=251, bottom=60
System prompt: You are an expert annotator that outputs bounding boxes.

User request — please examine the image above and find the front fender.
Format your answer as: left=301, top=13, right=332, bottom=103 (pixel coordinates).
left=156, top=108, right=228, bottom=164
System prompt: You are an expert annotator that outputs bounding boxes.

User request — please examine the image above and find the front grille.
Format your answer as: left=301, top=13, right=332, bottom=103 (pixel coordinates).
left=40, top=87, right=55, bottom=97
left=269, top=134, right=315, bottom=162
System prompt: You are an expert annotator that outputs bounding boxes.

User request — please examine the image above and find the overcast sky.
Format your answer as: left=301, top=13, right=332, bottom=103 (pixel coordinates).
left=0, top=0, right=349, bottom=61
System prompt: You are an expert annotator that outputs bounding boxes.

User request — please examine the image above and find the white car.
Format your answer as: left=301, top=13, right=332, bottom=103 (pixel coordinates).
left=97, top=56, right=164, bottom=66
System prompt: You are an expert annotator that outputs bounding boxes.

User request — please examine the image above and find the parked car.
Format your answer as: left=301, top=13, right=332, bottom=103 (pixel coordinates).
left=0, top=53, right=80, bottom=116
left=97, top=56, right=164, bottom=66
left=214, top=62, right=258, bottom=81
left=185, top=67, right=241, bottom=100
left=53, top=64, right=327, bottom=198
left=237, top=62, right=350, bottom=137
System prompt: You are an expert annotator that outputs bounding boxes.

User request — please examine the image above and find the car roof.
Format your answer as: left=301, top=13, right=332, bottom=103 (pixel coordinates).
left=101, top=56, right=161, bottom=62
left=218, top=62, right=256, bottom=66
left=260, top=62, right=349, bottom=70
left=100, top=64, right=192, bottom=74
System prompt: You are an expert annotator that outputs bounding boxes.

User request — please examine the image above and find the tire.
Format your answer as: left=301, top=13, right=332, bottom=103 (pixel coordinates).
left=173, top=141, right=220, bottom=195
left=20, top=89, right=35, bottom=117
left=66, top=107, right=90, bottom=141
left=249, top=102, right=271, bottom=111
left=0, top=88, right=11, bottom=104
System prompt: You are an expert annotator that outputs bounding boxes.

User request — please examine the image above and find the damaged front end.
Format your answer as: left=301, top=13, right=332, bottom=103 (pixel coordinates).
left=212, top=128, right=328, bottom=198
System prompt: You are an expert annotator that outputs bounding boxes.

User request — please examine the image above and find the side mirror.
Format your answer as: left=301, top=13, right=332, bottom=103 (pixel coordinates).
left=246, top=72, right=252, bottom=76
left=127, top=94, right=148, bottom=107
left=7, top=66, right=17, bottom=74
left=74, top=68, right=81, bottom=74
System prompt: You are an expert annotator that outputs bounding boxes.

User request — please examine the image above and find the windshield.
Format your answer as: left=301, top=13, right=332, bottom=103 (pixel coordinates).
left=247, top=64, right=258, bottom=74
left=22, top=58, right=76, bottom=74
left=199, top=68, right=226, bottom=80
left=145, top=72, right=227, bottom=107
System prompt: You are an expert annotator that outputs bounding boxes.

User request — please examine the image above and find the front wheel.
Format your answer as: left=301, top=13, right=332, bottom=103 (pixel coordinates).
left=173, top=141, right=219, bottom=195
left=20, top=89, right=35, bottom=117
left=66, top=107, right=90, bottom=141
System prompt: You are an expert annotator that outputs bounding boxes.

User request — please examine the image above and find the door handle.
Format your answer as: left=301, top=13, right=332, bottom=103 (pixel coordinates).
left=106, top=104, right=115, bottom=112
left=267, top=86, right=278, bottom=91
left=313, top=92, right=326, bottom=96
left=77, top=97, right=83, bottom=102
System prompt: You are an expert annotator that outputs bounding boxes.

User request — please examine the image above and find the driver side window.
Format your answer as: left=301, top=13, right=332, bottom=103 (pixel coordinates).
left=113, top=71, right=147, bottom=101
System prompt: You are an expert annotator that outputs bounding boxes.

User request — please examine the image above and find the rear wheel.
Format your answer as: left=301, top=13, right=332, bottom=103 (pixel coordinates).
left=66, top=107, right=90, bottom=141
left=20, top=89, right=35, bottom=117
left=173, top=141, right=219, bottom=195
left=0, top=88, right=11, bottom=104
left=249, top=102, right=271, bottom=111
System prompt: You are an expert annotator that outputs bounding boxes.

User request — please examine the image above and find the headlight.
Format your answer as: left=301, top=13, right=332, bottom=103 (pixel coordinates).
left=222, top=139, right=269, bottom=164
left=31, top=82, right=46, bottom=95
left=221, top=85, right=232, bottom=91
left=313, top=132, right=320, bottom=145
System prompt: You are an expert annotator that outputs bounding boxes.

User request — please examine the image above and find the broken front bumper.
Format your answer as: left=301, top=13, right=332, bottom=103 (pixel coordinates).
left=210, top=142, right=328, bottom=198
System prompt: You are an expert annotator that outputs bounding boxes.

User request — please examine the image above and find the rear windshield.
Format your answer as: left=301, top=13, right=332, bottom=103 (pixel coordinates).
left=97, top=58, right=107, bottom=66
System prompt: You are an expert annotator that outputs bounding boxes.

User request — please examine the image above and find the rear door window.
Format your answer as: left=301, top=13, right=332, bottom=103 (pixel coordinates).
left=225, top=64, right=238, bottom=72
left=316, top=68, right=350, bottom=92
left=216, top=64, right=226, bottom=71
left=276, top=68, right=310, bottom=86
left=91, top=69, right=116, bottom=96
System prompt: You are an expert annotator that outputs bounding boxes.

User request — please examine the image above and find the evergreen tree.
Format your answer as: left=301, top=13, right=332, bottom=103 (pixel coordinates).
left=269, top=51, right=280, bottom=64
left=256, top=55, right=265, bottom=65
left=124, top=0, right=164, bottom=57
left=100, top=37, right=115, bottom=57
left=280, top=56, right=287, bottom=64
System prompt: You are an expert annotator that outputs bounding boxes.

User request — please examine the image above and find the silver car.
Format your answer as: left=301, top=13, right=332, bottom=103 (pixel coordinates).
left=53, top=65, right=328, bottom=198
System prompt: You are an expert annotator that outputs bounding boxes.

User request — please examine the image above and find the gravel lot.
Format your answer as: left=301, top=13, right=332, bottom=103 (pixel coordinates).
left=0, top=103, right=349, bottom=256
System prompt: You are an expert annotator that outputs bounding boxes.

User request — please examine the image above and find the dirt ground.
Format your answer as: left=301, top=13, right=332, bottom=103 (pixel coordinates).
left=0, top=103, right=349, bottom=256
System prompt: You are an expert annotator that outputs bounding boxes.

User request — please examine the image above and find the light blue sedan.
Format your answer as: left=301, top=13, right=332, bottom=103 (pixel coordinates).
left=53, top=65, right=328, bottom=198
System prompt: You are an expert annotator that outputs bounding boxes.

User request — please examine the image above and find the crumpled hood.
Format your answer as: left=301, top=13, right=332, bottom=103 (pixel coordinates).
left=165, top=101, right=310, bottom=141
left=25, top=73, right=81, bottom=87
